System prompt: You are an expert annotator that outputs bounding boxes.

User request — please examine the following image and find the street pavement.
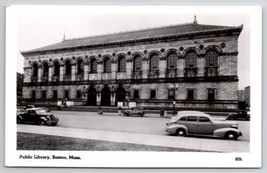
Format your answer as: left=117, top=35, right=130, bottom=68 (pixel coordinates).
left=52, top=110, right=250, bottom=142
left=17, top=124, right=249, bottom=152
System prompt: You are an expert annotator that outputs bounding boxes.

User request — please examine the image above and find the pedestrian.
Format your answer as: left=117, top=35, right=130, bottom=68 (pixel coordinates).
left=98, top=106, right=103, bottom=115
left=163, top=110, right=167, bottom=118
left=160, top=109, right=164, bottom=117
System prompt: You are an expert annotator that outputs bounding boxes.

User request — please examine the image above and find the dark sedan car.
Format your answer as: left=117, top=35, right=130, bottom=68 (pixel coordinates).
left=17, top=108, right=58, bottom=126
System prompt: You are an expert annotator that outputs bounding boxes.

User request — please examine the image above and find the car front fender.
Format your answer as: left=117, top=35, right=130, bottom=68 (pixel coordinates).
left=213, top=128, right=242, bottom=138
left=40, top=117, right=48, bottom=122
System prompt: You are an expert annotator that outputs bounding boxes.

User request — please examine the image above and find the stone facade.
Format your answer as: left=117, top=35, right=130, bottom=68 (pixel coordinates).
left=21, top=21, right=243, bottom=111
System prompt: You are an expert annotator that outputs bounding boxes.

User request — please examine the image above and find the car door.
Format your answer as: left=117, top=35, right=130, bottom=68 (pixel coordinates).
left=28, top=110, right=38, bottom=123
left=186, top=116, right=198, bottom=134
left=196, top=116, right=214, bottom=135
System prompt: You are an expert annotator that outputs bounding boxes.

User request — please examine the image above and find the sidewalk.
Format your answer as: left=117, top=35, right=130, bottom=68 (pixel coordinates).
left=17, top=125, right=249, bottom=152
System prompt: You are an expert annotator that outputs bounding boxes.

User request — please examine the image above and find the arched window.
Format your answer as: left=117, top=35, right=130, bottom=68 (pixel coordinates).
left=184, top=52, right=198, bottom=77
left=42, top=62, right=49, bottom=77
left=134, top=55, right=142, bottom=72
left=103, top=58, right=111, bottom=73
left=205, top=51, right=218, bottom=76
left=53, top=61, right=60, bottom=76
left=166, top=54, right=178, bottom=78
left=90, top=58, right=97, bottom=73
left=206, top=51, right=218, bottom=67
left=77, top=59, right=84, bottom=74
left=65, top=60, right=72, bottom=75
left=32, top=63, right=38, bottom=77
left=118, top=56, right=126, bottom=72
left=167, top=54, right=177, bottom=69
left=150, top=54, right=159, bottom=70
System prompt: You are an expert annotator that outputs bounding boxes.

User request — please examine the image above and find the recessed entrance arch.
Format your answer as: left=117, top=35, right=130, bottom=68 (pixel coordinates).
left=116, top=87, right=126, bottom=105
left=101, top=87, right=111, bottom=106
left=87, top=87, right=97, bottom=106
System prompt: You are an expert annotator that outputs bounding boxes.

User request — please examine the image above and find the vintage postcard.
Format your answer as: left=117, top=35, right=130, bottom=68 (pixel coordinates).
left=5, top=5, right=262, bottom=168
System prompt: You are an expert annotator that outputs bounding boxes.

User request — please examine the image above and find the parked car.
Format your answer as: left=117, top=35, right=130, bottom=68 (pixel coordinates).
left=166, top=111, right=242, bottom=140
left=17, top=108, right=58, bottom=126
left=20, top=105, right=50, bottom=112
left=122, top=107, right=145, bottom=117
left=226, top=110, right=250, bottom=121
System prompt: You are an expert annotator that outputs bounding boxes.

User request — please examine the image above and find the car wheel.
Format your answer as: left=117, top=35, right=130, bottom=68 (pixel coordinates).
left=52, top=122, right=58, bottom=126
left=175, top=129, right=186, bottom=136
left=225, top=131, right=238, bottom=140
left=38, top=120, right=47, bottom=126
left=137, top=113, right=142, bottom=117
left=123, top=112, right=128, bottom=116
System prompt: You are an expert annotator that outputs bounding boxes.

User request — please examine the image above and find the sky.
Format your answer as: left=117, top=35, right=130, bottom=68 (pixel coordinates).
left=17, top=6, right=250, bottom=90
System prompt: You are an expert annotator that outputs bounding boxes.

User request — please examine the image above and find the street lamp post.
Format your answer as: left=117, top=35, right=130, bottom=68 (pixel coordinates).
left=171, top=84, right=178, bottom=116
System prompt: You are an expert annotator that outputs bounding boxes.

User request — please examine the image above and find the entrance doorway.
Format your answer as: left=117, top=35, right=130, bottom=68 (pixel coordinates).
left=87, top=87, right=97, bottom=106
left=101, top=87, right=111, bottom=106
left=116, top=87, right=126, bottom=105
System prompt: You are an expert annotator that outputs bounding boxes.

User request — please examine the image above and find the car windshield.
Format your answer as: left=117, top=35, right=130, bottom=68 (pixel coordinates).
left=35, top=109, right=46, bottom=114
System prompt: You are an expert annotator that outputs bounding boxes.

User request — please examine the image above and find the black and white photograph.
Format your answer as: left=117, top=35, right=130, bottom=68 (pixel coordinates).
left=5, top=5, right=262, bottom=168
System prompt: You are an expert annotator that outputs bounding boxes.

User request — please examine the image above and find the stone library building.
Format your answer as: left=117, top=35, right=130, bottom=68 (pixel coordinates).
left=21, top=18, right=243, bottom=111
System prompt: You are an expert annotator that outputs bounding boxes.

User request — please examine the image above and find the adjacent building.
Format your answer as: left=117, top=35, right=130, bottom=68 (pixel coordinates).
left=21, top=18, right=243, bottom=111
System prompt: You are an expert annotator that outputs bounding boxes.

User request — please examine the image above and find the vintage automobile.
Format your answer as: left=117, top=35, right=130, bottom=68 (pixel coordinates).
left=226, top=110, right=250, bottom=121
left=20, top=105, right=50, bottom=112
left=166, top=111, right=242, bottom=140
left=122, top=107, right=145, bottom=117
left=17, top=108, right=59, bottom=126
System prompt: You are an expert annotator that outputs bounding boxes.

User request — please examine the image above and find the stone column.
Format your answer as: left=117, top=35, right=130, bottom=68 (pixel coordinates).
left=71, top=63, right=76, bottom=81
left=84, top=63, right=89, bottom=81
left=59, top=65, right=64, bottom=81
left=111, top=91, right=116, bottom=106
left=197, top=56, right=205, bottom=77
left=111, top=62, right=117, bottom=80
left=96, top=92, right=101, bottom=106
left=97, top=63, right=102, bottom=80
left=48, top=65, right=53, bottom=82
left=126, top=61, right=132, bottom=79
left=38, top=65, right=42, bottom=82
left=142, top=60, right=148, bottom=79
left=159, top=58, right=166, bottom=78
left=177, top=58, right=184, bottom=77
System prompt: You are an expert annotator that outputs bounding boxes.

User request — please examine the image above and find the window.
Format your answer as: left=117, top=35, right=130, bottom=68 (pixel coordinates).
left=104, top=58, right=111, bottom=73
left=168, top=90, right=174, bottom=99
left=205, top=51, right=218, bottom=76
left=150, top=90, right=156, bottom=99
left=90, top=59, right=97, bottom=73
left=31, top=90, right=36, bottom=99
left=65, top=60, right=72, bottom=75
left=64, top=90, right=69, bottom=99
left=185, top=52, right=197, bottom=68
left=118, top=56, right=126, bottom=72
left=53, top=90, right=58, bottom=99
left=42, top=90, right=47, bottom=99
left=185, top=52, right=198, bottom=77
left=167, top=54, right=177, bottom=69
left=54, top=61, right=60, bottom=76
left=208, top=89, right=216, bottom=100
left=187, top=116, right=197, bottom=122
left=77, top=90, right=82, bottom=99
left=42, top=62, right=49, bottom=77
left=150, top=55, right=159, bottom=70
left=187, top=89, right=195, bottom=100
left=77, top=59, right=84, bottom=74
left=134, top=90, right=139, bottom=99
left=134, top=56, right=142, bottom=71
left=180, top=116, right=186, bottom=121
left=32, top=63, right=38, bottom=77
left=199, top=117, right=211, bottom=122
